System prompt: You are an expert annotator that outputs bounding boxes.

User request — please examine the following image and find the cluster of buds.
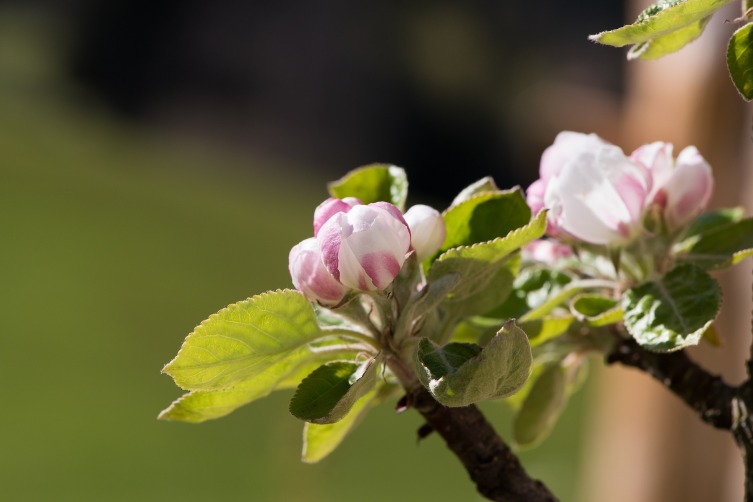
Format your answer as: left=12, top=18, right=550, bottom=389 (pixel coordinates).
left=527, top=132, right=713, bottom=246
left=288, top=197, right=446, bottom=305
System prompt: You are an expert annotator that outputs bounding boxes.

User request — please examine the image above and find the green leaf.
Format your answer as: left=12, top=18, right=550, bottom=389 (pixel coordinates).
left=622, top=263, right=721, bottom=352
left=727, top=23, right=753, bottom=101
left=627, top=16, right=711, bottom=60
left=328, top=164, right=408, bottom=210
left=513, top=363, right=567, bottom=448
left=158, top=352, right=351, bottom=423
left=415, top=320, right=532, bottom=407
left=678, top=217, right=753, bottom=269
left=519, top=316, right=575, bottom=347
left=289, top=357, right=378, bottom=424
left=493, top=266, right=574, bottom=320
left=428, top=211, right=547, bottom=318
left=679, top=207, right=745, bottom=246
left=570, top=294, right=623, bottom=327
left=590, top=0, right=733, bottom=48
left=450, top=177, right=500, bottom=206
left=439, top=188, right=532, bottom=254
left=162, top=290, right=325, bottom=392
left=303, top=389, right=377, bottom=463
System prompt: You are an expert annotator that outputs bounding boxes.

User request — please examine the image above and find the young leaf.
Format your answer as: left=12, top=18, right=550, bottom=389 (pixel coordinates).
left=727, top=23, right=753, bottom=101
left=163, top=290, right=324, bottom=392
left=289, top=357, right=378, bottom=424
left=677, top=217, right=753, bottom=269
left=590, top=0, right=734, bottom=57
left=513, top=363, right=566, bottom=448
left=570, top=294, right=623, bottom=327
left=302, top=383, right=398, bottom=463
left=450, top=177, right=500, bottom=206
left=415, top=320, right=532, bottom=407
left=513, top=357, right=589, bottom=448
left=627, top=16, right=711, bottom=60
left=428, top=211, right=547, bottom=318
left=327, top=164, right=408, bottom=210
left=439, top=188, right=532, bottom=254
left=622, top=264, right=721, bottom=352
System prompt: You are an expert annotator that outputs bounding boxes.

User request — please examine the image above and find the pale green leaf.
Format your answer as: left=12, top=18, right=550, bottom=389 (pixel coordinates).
left=289, top=357, right=378, bottom=424
left=622, top=264, right=721, bottom=352
left=327, top=164, right=408, bottom=210
left=158, top=352, right=351, bottom=423
left=415, top=320, right=532, bottom=407
left=590, top=0, right=734, bottom=48
left=163, top=290, right=324, bottom=391
left=678, top=207, right=745, bottom=248
left=627, top=16, right=711, bottom=60
left=728, top=23, right=753, bottom=101
left=439, top=188, right=532, bottom=254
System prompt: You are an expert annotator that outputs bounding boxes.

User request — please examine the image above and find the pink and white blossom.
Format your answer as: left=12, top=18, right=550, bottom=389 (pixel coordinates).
left=313, top=197, right=362, bottom=236
left=631, top=142, right=713, bottom=229
left=528, top=132, right=651, bottom=245
left=317, top=202, right=411, bottom=291
left=403, top=204, right=446, bottom=260
left=289, top=237, right=349, bottom=306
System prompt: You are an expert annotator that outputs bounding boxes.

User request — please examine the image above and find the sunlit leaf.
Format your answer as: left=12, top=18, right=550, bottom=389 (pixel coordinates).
left=439, top=188, right=532, bottom=254
left=677, top=217, right=753, bottom=269
left=163, top=290, right=324, bottom=392
left=727, top=23, right=753, bottom=101
left=328, top=164, right=408, bottom=210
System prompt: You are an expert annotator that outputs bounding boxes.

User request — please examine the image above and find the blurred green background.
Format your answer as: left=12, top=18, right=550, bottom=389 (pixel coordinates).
left=0, top=4, right=614, bottom=501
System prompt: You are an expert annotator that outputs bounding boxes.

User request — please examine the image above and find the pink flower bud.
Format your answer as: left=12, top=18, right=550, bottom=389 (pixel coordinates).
left=403, top=204, right=446, bottom=260
left=317, top=202, right=411, bottom=291
left=529, top=132, right=651, bottom=245
left=632, top=142, right=713, bottom=229
left=289, top=237, right=349, bottom=306
left=313, top=197, right=362, bottom=236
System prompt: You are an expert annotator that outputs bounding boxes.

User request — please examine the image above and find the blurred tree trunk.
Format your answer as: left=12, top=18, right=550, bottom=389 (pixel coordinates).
left=580, top=2, right=753, bottom=501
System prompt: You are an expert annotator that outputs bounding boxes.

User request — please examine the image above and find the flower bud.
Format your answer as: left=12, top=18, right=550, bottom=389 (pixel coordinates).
left=289, top=237, right=349, bottom=306
left=403, top=204, right=446, bottom=260
left=317, top=202, right=411, bottom=291
left=631, top=142, right=713, bottom=230
left=313, top=197, right=362, bottom=236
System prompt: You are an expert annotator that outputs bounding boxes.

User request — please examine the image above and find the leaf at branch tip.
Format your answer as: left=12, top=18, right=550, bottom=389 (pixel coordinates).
left=589, top=0, right=734, bottom=59
left=415, top=320, right=532, bottom=407
left=622, top=264, right=721, bottom=352
left=727, top=23, right=753, bottom=101
left=289, top=356, right=379, bottom=424
left=328, top=164, right=408, bottom=210
left=162, top=289, right=324, bottom=392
